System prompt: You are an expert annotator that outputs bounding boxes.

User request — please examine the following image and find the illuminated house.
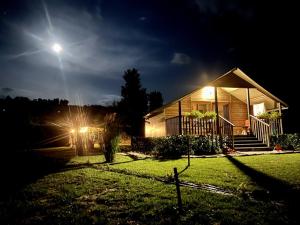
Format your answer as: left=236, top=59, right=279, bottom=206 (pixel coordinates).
left=145, top=68, right=288, bottom=150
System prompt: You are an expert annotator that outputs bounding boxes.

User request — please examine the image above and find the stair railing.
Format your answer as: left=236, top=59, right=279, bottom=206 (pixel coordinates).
left=250, top=115, right=270, bottom=147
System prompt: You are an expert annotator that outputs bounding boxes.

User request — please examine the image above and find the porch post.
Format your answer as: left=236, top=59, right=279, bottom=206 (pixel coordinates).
left=246, top=88, right=252, bottom=135
left=178, top=101, right=182, bottom=135
left=277, top=102, right=283, bottom=134
left=246, top=88, right=251, bottom=120
left=214, top=87, right=220, bottom=135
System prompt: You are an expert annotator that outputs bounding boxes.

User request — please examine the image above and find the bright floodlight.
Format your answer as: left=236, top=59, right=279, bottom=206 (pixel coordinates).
left=52, top=43, right=63, bottom=54
left=79, top=127, right=88, bottom=133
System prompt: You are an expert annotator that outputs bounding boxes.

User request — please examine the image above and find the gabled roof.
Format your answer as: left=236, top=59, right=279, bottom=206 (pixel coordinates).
left=145, top=67, right=288, bottom=118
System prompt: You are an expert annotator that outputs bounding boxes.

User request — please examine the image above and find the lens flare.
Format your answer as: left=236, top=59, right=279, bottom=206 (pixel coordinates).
left=52, top=43, right=63, bottom=54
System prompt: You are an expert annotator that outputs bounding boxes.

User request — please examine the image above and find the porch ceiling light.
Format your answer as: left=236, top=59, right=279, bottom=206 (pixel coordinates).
left=203, top=86, right=214, bottom=99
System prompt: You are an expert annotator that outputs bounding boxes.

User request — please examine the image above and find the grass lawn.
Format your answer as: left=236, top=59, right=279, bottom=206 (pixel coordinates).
left=70, top=153, right=300, bottom=192
left=0, top=150, right=299, bottom=225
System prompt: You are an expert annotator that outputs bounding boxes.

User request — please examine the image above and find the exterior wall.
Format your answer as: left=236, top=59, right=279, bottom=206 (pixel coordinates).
left=230, top=95, right=248, bottom=135
left=165, top=95, right=191, bottom=119
left=145, top=112, right=166, bottom=137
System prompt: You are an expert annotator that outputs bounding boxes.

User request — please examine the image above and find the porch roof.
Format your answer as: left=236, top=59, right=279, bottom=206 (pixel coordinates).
left=145, top=68, right=288, bottom=118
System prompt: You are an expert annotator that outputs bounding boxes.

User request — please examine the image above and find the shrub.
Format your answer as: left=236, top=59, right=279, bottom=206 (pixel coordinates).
left=257, top=111, right=281, bottom=120
left=257, top=112, right=270, bottom=120
left=203, top=111, right=217, bottom=120
left=269, top=111, right=281, bottom=120
left=132, top=135, right=224, bottom=158
left=185, top=110, right=204, bottom=118
left=270, top=133, right=300, bottom=150
left=103, top=113, right=120, bottom=162
left=185, top=110, right=217, bottom=120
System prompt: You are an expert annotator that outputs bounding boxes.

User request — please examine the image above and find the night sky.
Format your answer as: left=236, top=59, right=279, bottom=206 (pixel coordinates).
left=0, top=0, right=299, bottom=130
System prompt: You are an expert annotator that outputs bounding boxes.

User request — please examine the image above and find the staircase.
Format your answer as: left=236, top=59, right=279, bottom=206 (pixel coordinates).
left=234, top=135, right=271, bottom=151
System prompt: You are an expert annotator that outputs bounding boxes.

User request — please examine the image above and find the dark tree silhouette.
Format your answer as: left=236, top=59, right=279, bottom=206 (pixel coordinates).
left=118, top=68, right=148, bottom=137
left=148, top=91, right=163, bottom=112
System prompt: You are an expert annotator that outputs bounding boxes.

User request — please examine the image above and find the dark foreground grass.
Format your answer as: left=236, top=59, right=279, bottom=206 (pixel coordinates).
left=0, top=167, right=293, bottom=225
left=0, top=150, right=299, bottom=225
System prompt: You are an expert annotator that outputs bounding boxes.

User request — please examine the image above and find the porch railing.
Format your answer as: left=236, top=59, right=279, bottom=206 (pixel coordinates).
left=181, top=116, right=217, bottom=136
left=165, top=115, right=235, bottom=148
left=250, top=115, right=270, bottom=147
left=264, top=118, right=283, bottom=136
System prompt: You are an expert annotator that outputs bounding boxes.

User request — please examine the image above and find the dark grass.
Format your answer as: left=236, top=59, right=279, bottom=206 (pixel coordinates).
left=0, top=149, right=299, bottom=224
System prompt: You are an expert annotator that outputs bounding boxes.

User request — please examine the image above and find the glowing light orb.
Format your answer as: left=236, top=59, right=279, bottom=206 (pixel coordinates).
left=51, top=43, right=63, bottom=54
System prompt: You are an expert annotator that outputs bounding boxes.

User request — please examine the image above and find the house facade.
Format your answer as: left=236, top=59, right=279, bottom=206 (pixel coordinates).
left=145, top=68, right=288, bottom=150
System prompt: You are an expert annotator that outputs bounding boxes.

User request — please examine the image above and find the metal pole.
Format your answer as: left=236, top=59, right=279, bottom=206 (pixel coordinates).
left=188, top=136, right=190, bottom=166
left=173, top=167, right=183, bottom=213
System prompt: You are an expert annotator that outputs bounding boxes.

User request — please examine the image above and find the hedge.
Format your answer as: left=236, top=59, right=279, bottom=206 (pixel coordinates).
left=132, top=135, right=224, bottom=158
left=270, top=134, right=300, bottom=150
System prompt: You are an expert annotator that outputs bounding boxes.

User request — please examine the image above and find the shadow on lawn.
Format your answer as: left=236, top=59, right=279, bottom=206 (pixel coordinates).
left=0, top=150, right=74, bottom=199
left=0, top=149, right=151, bottom=200
left=226, top=155, right=300, bottom=221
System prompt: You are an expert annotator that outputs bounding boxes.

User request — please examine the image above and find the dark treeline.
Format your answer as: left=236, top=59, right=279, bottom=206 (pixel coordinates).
left=0, top=68, right=164, bottom=151
left=0, top=96, right=113, bottom=151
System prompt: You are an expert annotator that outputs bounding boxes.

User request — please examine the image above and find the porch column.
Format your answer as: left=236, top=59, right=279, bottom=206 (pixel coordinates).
left=214, top=87, right=220, bottom=135
left=277, top=102, right=283, bottom=134
left=246, top=88, right=251, bottom=120
left=178, top=101, right=182, bottom=135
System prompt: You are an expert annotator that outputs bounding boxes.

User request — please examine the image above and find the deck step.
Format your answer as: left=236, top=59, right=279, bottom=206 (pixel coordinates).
left=235, top=143, right=266, bottom=147
left=234, top=139, right=262, bottom=144
left=235, top=146, right=272, bottom=151
left=233, top=135, right=270, bottom=151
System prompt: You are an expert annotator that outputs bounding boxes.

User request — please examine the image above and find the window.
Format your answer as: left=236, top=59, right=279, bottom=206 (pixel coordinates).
left=192, top=102, right=210, bottom=112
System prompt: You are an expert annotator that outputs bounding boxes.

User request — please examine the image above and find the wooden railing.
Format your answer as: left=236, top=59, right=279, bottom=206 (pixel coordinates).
left=250, top=115, right=270, bottom=147
left=166, top=115, right=217, bottom=136
left=181, top=116, right=217, bottom=136
left=264, top=118, right=283, bottom=136
left=165, top=115, right=235, bottom=148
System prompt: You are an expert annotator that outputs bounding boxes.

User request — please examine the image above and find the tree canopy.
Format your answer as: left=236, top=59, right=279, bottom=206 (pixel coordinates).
left=148, top=91, right=163, bottom=112
left=118, top=68, right=148, bottom=137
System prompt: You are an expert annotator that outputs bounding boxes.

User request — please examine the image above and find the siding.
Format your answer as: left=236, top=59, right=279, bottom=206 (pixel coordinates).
left=230, top=95, right=248, bottom=134
left=165, top=96, right=191, bottom=119
left=145, top=112, right=166, bottom=137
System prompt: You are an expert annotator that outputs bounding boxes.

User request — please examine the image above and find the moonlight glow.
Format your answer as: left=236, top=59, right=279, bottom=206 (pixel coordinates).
left=51, top=43, right=63, bottom=54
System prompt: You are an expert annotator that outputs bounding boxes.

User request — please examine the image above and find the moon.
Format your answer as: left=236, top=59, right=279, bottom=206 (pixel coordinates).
left=51, top=43, right=63, bottom=54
